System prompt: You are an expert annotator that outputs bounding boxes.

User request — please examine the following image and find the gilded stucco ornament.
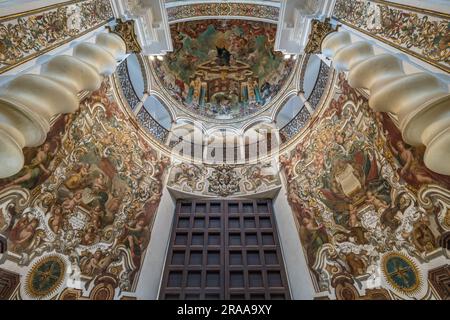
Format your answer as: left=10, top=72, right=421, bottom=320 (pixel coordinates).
left=304, top=18, right=338, bottom=54
left=107, top=19, right=142, bottom=54
left=25, top=255, right=66, bottom=299
left=381, top=252, right=422, bottom=295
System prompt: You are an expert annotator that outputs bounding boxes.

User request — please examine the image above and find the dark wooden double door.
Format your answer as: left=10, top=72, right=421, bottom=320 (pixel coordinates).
left=159, top=200, right=290, bottom=300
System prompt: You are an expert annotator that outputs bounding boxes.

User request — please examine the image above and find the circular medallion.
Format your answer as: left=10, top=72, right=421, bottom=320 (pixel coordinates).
left=25, top=255, right=66, bottom=299
left=381, top=252, right=421, bottom=295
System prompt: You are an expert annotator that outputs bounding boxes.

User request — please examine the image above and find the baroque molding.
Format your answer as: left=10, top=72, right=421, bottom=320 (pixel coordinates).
left=166, top=2, right=279, bottom=23
left=304, top=18, right=338, bottom=54
left=0, top=0, right=114, bottom=74
left=107, top=19, right=142, bottom=54
left=333, top=0, right=450, bottom=72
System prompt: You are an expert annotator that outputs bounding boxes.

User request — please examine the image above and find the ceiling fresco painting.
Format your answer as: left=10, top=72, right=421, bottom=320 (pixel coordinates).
left=153, top=19, right=294, bottom=120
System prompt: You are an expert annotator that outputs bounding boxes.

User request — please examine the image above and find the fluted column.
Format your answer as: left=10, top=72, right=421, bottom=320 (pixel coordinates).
left=0, top=32, right=126, bottom=179
left=322, top=31, right=450, bottom=175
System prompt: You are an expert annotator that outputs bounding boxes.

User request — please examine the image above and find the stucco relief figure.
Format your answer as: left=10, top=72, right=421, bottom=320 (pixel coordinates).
left=123, top=218, right=148, bottom=261
left=411, top=220, right=437, bottom=253
left=365, top=190, right=389, bottom=213
left=64, top=163, right=91, bottom=190
left=380, top=194, right=407, bottom=231
left=344, top=251, right=368, bottom=276
left=79, top=249, right=117, bottom=278
left=171, top=163, right=206, bottom=192
left=0, top=115, right=70, bottom=190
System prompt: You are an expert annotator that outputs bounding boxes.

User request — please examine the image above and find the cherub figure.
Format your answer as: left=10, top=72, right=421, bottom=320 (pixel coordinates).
left=48, top=205, right=64, bottom=234
left=61, top=191, right=83, bottom=213
left=365, top=191, right=389, bottom=213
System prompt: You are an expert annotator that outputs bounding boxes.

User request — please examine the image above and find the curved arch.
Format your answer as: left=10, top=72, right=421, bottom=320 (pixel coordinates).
left=143, top=95, right=173, bottom=130
left=149, top=90, right=178, bottom=123
left=275, top=95, right=305, bottom=129
left=271, top=90, right=299, bottom=122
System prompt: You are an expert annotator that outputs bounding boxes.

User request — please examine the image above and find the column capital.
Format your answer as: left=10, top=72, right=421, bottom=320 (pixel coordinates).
left=107, top=19, right=142, bottom=54
left=304, top=18, right=338, bottom=54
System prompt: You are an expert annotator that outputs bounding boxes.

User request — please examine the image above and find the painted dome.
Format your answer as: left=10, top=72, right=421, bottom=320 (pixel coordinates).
left=153, top=19, right=295, bottom=120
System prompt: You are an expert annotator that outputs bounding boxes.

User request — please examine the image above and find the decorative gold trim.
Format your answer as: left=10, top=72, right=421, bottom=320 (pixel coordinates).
left=107, top=19, right=142, bottom=54
left=336, top=20, right=450, bottom=73
left=304, top=18, right=338, bottom=54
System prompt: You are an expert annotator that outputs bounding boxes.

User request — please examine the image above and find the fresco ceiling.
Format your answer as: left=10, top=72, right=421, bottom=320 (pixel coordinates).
left=153, top=19, right=295, bottom=121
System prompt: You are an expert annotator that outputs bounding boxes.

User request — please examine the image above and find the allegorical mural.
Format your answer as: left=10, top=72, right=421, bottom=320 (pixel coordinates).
left=333, top=0, right=450, bottom=72
left=0, top=80, right=169, bottom=300
left=168, top=162, right=281, bottom=197
left=166, top=3, right=279, bottom=23
left=281, top=74, right=450, bottom=300
left=154, top=19, right=294, bottom=120
left=0, top=0, right=113, bottom=74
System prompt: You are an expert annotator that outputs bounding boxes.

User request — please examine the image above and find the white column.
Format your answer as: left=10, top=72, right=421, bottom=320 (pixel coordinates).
left=133, top=92, right=149, bottom=115
left=0, top=32, right=127, bottom=178
left=298, top=92, right=314, bottom=115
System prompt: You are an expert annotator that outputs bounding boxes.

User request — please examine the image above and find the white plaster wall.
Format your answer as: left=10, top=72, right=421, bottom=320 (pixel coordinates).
left=273, top=175, right=316, bottom=299
left=134, top=186, right=176, bottom=299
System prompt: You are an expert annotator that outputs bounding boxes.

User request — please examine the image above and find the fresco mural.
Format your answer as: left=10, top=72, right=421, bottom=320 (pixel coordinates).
left=333, top=0, right=450, bottom=72
left=0, top=79, right=169, bottom=300
left=154, top=19, right=295, bottom=120
left=166, top=3, right=279, bottom=23
left=0, top=0, right=113, bottom=74
left=281, top=73, right=450, bottom=299
left=168, top=162, right=281, bottom=197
